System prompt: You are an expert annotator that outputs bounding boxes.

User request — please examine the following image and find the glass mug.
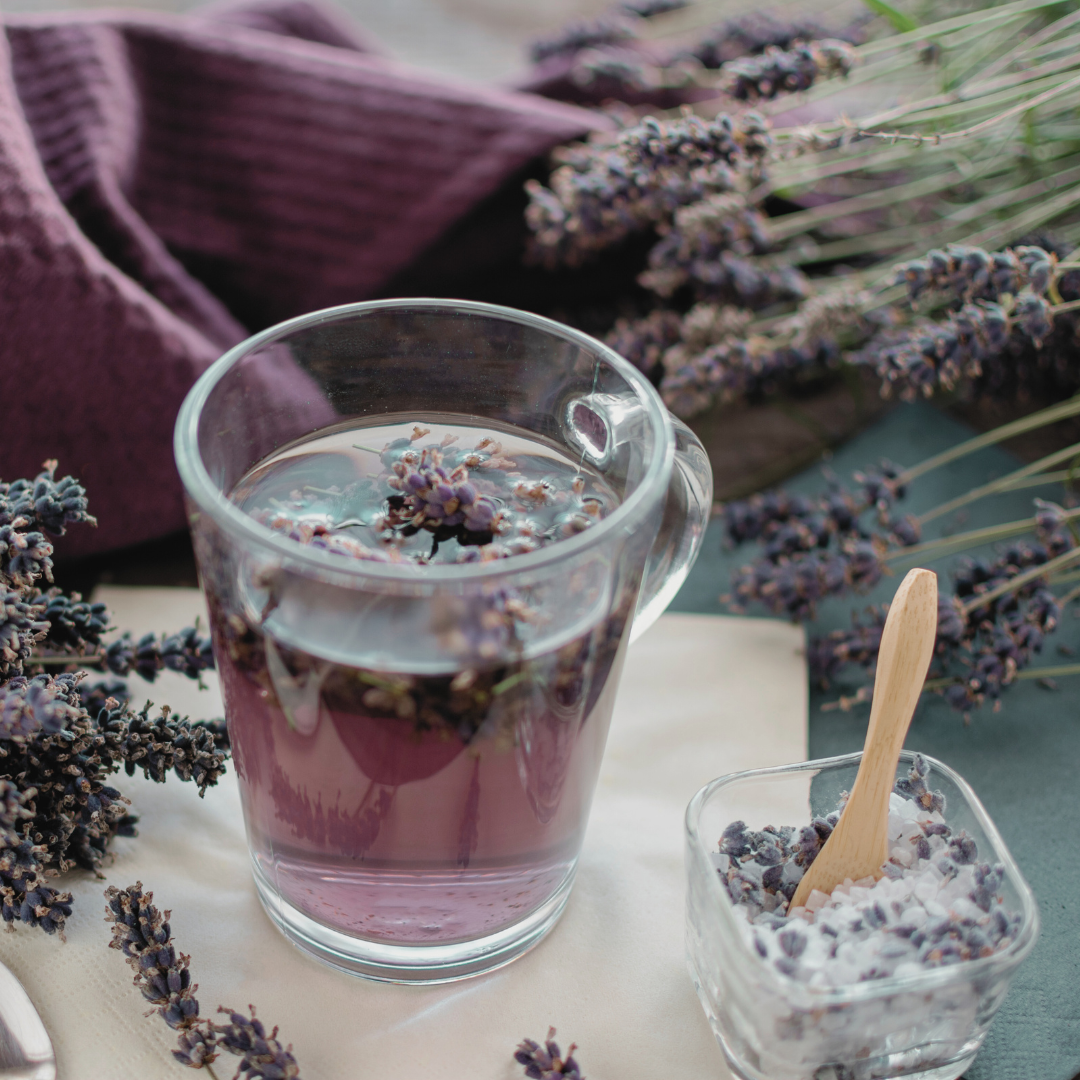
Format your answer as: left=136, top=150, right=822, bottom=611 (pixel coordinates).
left=174, top=299, right=712, bottom=982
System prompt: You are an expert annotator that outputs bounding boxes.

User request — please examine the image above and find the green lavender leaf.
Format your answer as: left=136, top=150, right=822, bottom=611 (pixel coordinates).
left=863, top=0, right=919, bottom=33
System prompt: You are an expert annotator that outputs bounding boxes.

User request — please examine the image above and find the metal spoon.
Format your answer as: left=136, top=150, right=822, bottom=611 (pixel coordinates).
left=0, top=961, right=55, bottom=1079
left=791, top=568, right=938, bottom=909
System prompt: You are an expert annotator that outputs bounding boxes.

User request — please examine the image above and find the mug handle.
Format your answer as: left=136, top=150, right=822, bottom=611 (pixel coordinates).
left=631, top=414, right=713, bottom=641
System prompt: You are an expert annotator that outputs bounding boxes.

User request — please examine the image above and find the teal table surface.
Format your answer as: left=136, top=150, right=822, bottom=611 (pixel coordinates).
left=670, top=402, right=1080, bottom=1080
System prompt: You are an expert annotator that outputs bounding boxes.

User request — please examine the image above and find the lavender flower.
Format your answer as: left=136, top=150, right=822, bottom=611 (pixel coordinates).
left=723, top=39, right=857, bottom=102
left=730, top=541, right=886, bottom=621
left=0, top=674, right=81, bottom=738
left=0, top=841, right=72, bottom=935
left=384, top=444, right=497, bottom=533
left=896, top=245, right=1055, bottom=305
left=0, top=464, right=232, bottom=937
left=529, top=15, right=636, bottom=63
left=214, top=1006, right=301, bottom=1079
left=116, top=704, right=229, bottom=795
left=894, top=754, right=945, bottom=814
left=0, top=460, right=96, bottom=537
left=39, top=589, right=110, bottom=653
left=0, top=525, right=54, bottom=587
left=0, top=586, right=48, bottom=677
left=660, top=333, right=829, bottom=415
left=639, top=191, right=808, bottom=308
left=515, top=1028, right=583, bottom=1080
left=681, top=11, right=845, bottom=69
left=105, top=626, right=215, bottom=683
left=254, top=511, right=399, bottom=563
left=0, top=779, right=31, bottom=847
left=78, top=678, right=131, bottom=714
left=605, top=308, right=684, bottom=375
left=723, top=463, right=916, bottom=620
left=525, top=112, right=771, bottom=266
left=105, top=883, right=205, bottom=1030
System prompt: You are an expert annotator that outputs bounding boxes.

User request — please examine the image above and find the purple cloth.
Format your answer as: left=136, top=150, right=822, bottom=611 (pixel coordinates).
left=0, top=1, right=602, bottom=557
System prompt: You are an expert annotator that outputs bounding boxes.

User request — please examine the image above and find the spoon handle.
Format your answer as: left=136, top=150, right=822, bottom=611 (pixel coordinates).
left=791, top=568, right=938, bottom=908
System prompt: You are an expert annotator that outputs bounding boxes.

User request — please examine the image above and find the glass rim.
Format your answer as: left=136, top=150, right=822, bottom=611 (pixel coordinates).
left=685, top=749, right=1041, bottom=1003
left=174, top=298, right=676, bottom=583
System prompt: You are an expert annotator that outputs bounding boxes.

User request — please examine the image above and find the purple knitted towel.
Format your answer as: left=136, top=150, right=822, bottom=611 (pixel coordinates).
left=0, top=1, right=601, bottom=557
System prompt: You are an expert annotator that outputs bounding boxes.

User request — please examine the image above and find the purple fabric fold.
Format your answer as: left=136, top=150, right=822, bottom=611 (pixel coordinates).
left=0, top=2, right=603, bottom=558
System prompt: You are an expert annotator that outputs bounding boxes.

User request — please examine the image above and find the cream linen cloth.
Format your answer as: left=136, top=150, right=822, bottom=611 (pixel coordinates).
left=0, top=587, right=806, bottom=1080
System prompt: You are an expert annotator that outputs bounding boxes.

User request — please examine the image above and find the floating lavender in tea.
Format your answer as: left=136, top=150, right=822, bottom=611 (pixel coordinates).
left=210, top=417, right=629, bottom=946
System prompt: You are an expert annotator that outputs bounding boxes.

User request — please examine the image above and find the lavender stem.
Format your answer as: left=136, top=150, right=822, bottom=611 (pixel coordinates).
left=918, top=441, right=1080, bottom=525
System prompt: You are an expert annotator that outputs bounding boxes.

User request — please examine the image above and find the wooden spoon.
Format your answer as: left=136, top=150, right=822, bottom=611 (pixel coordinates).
left=790, top=568, right=938, bottom=910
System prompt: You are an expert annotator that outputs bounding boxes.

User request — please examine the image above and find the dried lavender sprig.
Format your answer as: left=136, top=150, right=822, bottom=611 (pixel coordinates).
left=639, top=192, right=808, bottom=307
left=529, top=14, right=636, bottom=63
left=515, top=1028, right=583, bottom=1080
left=650, top=285, right=872, bottom=418
left=810, top=594, right=966, bottom=687
left=214, top=1007, right=301, bottom=1080
left=0, top=692, right=229, bottom=905
left=679, top=11, right=850, bottom=70
left=723, top=461, right=921, bottom=621
left=104, top=626, right=215, bottom=683
left=859, top=298, right=1025, bottom=402
left=722, top=39, right=857, bottom=102
left=104, top=883, right=220, bottom=1070
left=77, top=677, right=131, bottom=715
left=525, top=111, right=770, bottom=267
left=105, top=883, right=204, bottom=1028
left=660, top=333, right=831, bottom=415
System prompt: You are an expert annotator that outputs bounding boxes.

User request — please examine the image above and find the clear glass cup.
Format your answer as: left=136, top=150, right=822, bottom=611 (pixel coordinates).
left=175, top=298, right=712, bottom=982
left=685, top=751, right=1039, bottom=1080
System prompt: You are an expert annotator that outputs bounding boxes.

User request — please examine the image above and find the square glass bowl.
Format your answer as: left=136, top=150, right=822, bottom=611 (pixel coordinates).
left=685, top=751, right=1039, bottom=1080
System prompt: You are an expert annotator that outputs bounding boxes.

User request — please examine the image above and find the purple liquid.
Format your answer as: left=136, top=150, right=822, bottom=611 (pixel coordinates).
left=209, top=418, right=630, bottom=945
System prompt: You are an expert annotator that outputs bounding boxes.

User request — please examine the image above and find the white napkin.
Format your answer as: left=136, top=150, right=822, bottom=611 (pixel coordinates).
left=0, top=588, right=806, bottom=1080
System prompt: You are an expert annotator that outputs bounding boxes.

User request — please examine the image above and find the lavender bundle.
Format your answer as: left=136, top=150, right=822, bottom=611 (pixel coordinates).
left=0, top=462, right=227, bottom=938
left=105, top=883, right=300, bottom=1078
left=524, top=0, right=1080, bottom=421
left=607, top=241, right=1079, bottom=418
left=723, top=404, right=1080, bottom=716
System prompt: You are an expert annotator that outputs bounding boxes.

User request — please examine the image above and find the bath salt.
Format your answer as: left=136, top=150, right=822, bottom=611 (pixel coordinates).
left=713, top=755, right=1023, bottom=986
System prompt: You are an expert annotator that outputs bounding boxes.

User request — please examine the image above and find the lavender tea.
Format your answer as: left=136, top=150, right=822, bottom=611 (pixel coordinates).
left=209, top=416, right=631, bottom=946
